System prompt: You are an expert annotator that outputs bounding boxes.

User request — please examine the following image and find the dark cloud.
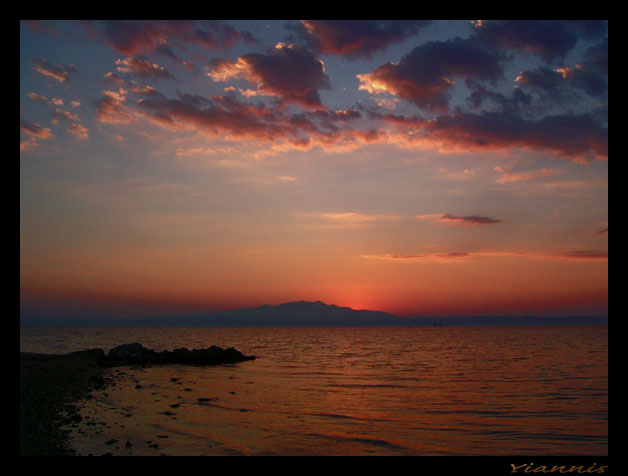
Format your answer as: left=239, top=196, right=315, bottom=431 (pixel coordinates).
left=474, top=20, right=606, bottom=63
left=516, top=64, right=607, bottom=102
left=419, top=111, right=608, bottom=161
left=440, top=213, right=503, bottom=225
left=358, top=37, right=504, bottom=112
left=129, top=88, right=374, bottom=150
left=298, top=20, right=432, bottom=59
left=466, top=84, right=533, bottom=114
left=561, top=250, right=608, bottom=260
left=136, top=93, right=305, bottom=143
left=563, top=20, right=608, bottom=40
left=582, top=38, right=608, bottom=75
left=207, top=44, right=331, bottom=109
left=370, top=108, right=607, bottom=161
left=21, top=20, right=62, bottom=37
left=83, top=20, right=255, bottom=56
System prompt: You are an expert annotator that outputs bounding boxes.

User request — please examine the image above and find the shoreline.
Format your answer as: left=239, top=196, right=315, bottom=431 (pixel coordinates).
left=20, top=344, right=256, bottom=456
left=20, top=350, right=116, bottom=456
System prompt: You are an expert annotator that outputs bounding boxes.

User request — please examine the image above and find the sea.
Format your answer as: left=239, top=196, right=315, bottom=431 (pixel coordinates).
left=20, top=325, right=608, bottom=456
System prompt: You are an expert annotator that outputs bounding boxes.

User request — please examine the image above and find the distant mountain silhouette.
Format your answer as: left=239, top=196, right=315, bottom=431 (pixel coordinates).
left=20, top=300, right=608, bottom=327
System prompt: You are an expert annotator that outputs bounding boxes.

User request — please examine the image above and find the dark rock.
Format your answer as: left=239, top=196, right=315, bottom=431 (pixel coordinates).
left=108, top=343, right=158, bottom=364
left=68, top=413, right=82, bottom=424
left=107, top=343, right=255, bottom=366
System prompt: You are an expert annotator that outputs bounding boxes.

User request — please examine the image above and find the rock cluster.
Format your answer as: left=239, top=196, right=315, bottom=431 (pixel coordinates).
left=106, top=342, right=256, bottom=366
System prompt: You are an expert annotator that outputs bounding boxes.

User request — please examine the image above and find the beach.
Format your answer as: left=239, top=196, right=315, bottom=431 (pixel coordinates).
left=20, top=343, right=257, bottom=456
left=20, top=350, right=114, bottom=455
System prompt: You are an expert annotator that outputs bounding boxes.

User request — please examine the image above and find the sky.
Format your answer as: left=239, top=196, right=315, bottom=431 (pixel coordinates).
left=19, top=20, right=608, bottom=321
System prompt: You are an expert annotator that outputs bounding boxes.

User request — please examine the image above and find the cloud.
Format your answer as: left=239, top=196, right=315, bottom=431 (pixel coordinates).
left=115, top=56, right=174, bottom=81
left=21, top=20, right=62, bottom=37
left=133, top=87, right=372, bottom=152
left=136, top=93, right=299, bottom=140
left=20, top=119, right=52, bottom=139
left=207, top=43, right=330, bottom=109
left=317, top=212, right=401, bottom=226
left=51, top=108, right=80, bottom=125
left=582, top=38, right=608, bottom=75
left=27, top=92, right=48, bottom=103
left=514, top=64, right=607, bottom=103
left=299, top=20, right=431, bottom=59
left=493, top=166, right=556, bottom=183
left=67, top=122, right=89, bottom=140
left=362, top=249, right=608, bottom=262
left=560, top=250, right=608, bottom=260
left=103, top=71, right=128, bottom=88
left=83, top=20, right=254, bottom=56
left=93, top=97, right=135, bottom=124
left=380, top=110, right=608, bottom=162
left=357, top=37, right=504, bottom=112
left=20, top=119, right=52, bottom=151
left=417, top=213, right=503, bottom=226
left=103, top=88, right=128, bottom=101
left=32, top=58, right=76, bottom=83
left=361, top=252, right=471, bottom=262
left=474, top=20, right=606, bottom=63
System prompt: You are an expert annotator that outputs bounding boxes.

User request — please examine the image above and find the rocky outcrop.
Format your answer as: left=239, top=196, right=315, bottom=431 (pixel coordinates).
left=106, top=342, right=255, bottom=366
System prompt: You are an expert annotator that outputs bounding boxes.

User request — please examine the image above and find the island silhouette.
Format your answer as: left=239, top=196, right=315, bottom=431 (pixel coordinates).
left=21, top=300, right=608, bottom=327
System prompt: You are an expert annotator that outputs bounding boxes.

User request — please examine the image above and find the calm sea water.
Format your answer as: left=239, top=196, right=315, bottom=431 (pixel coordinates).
left=20, top=325, right=608, bottom=456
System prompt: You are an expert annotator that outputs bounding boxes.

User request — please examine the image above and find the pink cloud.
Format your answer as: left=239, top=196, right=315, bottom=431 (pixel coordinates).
left=67, top=123, right=89, bottom=140
left=20, top=119, right=52, bottom=139
left=32, top=58, right=76, bottom=83
left=27, top=92, right=48, bottom=103
left=51, top=108, right=80, bottom=125
left=93, top=97, right=135, bottom=124
left=493, top=166, right=556, bottom=183
left=115, top=57, right=174, bottom=81
left=20, top=119, right=53, bottom=151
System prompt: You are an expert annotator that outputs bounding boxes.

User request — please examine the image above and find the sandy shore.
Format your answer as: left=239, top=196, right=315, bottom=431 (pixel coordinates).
left=20, top=350, right=115, bottom=456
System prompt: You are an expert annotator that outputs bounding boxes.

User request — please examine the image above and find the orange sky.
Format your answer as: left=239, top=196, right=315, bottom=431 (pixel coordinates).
left=20, top=21, right=608, bottom=321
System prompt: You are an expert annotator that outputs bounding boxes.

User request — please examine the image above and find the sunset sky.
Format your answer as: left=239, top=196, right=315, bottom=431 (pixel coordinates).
left=20, top=20, right=608, bottom=321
